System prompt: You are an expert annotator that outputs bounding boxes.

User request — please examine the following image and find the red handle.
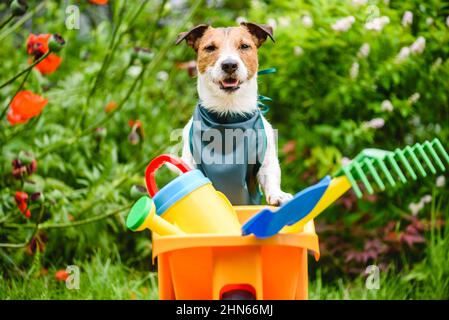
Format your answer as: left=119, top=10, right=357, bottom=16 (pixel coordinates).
left=145, top=154, right=191, bottom=197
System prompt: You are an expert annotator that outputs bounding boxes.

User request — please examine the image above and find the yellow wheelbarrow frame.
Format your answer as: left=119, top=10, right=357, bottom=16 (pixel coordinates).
left=152, top=206, right=320, bottom=300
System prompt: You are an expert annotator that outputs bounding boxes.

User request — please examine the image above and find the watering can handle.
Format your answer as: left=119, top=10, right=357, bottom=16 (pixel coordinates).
left=145, top=154, right=191, bottom=197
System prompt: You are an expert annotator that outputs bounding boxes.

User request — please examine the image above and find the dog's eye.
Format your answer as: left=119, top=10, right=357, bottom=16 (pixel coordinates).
left=204, top=45, right=217, bottom=52
left=239, top=43, right=251, bottom=50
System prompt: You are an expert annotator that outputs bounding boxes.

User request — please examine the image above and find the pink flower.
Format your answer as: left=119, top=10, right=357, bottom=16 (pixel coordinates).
left=349, top=62, right=359, bottom=79
left=301, top=15, right=313, bottom=27
left=341, top=157, right=352, bottom=166
left=332, top=16, right=355, bottom=32
left=365, top=16, right=390, bottom=31
left=408, top=92, right=420, bottom=104
left=410, top=36, right=426, bottom=54
left=363, top=118, right=385, bottom=129
left=402, top=11, right=413, bottom=27
left=396, top=46, right=411, bottom=63
left=436, top=175, right=446, bottom=188
left=357, top=43, right=370, bottom=58
left=381, top=100, right=393, bottom=112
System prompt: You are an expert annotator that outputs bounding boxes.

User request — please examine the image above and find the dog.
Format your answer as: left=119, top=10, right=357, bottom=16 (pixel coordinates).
left=175, top=22, right=293, bottom=206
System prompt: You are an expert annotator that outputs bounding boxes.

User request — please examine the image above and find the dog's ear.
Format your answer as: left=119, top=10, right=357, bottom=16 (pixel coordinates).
left=175, top=24, right=210, bottom=51
left=240, top=22, right=275, bottom=47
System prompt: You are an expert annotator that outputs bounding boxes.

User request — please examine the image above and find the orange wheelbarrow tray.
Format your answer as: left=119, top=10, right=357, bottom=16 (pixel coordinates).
left=152, top=205, right=320, bottom=300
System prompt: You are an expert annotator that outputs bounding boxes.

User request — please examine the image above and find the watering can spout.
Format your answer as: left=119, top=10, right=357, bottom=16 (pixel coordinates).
left=126, top=196, right=185, bottom=236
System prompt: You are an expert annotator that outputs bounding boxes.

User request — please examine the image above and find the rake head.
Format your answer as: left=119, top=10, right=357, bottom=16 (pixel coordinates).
left=334, top=138, right=449, bottom=198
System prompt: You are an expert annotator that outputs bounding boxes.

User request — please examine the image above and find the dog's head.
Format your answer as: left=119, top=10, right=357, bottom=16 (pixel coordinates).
left=176, top=23, right=274, bottom=95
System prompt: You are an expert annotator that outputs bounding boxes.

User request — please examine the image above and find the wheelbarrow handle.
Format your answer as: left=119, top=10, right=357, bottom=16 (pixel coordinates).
left=145, top=154, right=191, bottom=197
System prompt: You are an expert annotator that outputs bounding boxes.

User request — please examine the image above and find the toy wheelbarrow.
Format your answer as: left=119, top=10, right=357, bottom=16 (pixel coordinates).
left=126, top=154, right=319, bottom=300
left=152, top=206, right=319, bottom=300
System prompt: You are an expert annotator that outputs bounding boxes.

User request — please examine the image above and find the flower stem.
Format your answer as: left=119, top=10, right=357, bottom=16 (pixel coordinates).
left=0, top=1, right=47, bottom=42
left=0, top=51, right=50, bottom=90
left=39, top=205, right=130, bottom=229
left=148, top=0, right=168, bottom=45
left=0, top=61, right=34, bottom=122
left=2, top=205, right=130, bottom=231
left=76, top=1, right=128, bottom=130
left=0, top=205, right=45, bottom=248
left=36, top=0, right=203, bottom=157
left=0, top=15, right=14, bottom=31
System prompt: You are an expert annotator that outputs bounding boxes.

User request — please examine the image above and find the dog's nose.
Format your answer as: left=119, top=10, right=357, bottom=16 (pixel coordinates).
left=221, top=59, right=238, bottom=73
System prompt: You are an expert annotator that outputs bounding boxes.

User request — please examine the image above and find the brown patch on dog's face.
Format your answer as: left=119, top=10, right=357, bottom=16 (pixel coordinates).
left=196, top=26, right=261, bottom=77
left=231, top=27, right=259, bottom=79
left=195, top=27, right=222, bottom=74
left=176, top=23, right=274, bottom=93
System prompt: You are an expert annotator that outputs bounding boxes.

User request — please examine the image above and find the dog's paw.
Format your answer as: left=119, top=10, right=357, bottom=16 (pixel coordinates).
left=266, top=190, right=293, bottom=206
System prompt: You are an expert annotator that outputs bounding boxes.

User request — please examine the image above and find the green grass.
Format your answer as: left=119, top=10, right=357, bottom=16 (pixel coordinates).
left=310, top=219, right=449, bottom=300
left=2, top=227, right=448, bottom=300
left=0, top=253, right=158, bottom=300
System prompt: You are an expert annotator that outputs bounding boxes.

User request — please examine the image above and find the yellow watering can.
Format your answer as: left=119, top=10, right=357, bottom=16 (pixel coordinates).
left=126, top=196, right=185, bottom=235
left=127, top=154, right=241, bottom=235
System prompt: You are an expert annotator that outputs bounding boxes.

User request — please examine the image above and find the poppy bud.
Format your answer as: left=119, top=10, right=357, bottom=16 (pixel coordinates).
left=31, top=192, right=45, bottom=204
left=130, top=48, right=139, bottom=61
left=128, top=131, right=140, bottom=145
left=133, top=47, right=154, bottom=64
left=94, top=127, right=107, bottom=139
left=12, top=159, right=27, bottom=179
left=26, top=159, right=37, bottom=175
left=23, top=180, right=42, bottom=194
left=12, top=158, right=22, bottom=168
left=130, top=185, right=147, bottom=199
left=10, top=0, right=28, bottom=16
left=18, top=150, right=34, bottom=165
left=48, top=34, right=65, bottom=52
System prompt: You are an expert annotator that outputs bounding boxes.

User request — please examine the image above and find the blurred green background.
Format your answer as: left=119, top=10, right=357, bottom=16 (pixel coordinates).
left=0, top=0, right=448, bottom=299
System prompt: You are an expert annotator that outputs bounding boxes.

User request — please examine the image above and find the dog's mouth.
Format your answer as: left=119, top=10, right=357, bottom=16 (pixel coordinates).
left=219, top=77, right=241, bottom=92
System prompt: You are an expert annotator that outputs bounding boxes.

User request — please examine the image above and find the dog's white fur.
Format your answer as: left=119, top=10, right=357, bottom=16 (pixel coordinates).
left=178, top=27, right=292, bottom=206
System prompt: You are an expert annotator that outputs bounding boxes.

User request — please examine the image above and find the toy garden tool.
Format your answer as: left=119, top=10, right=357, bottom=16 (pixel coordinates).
left=243, top=138, right=449, bottom=238
left=145, top=154, right=241, bottom=235
left=126, top=196, right=185, bottom=235
left=242, top=176, right=331, bottom=238
left=333, top=138, right=449, bottom=198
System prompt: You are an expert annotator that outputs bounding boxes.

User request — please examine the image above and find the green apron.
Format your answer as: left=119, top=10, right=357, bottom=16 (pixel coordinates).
left=189, top=104, right=267, bottom=205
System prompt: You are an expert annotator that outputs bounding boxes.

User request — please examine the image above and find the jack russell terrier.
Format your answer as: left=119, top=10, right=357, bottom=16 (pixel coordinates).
left=175, top=22, right=293, bottom=206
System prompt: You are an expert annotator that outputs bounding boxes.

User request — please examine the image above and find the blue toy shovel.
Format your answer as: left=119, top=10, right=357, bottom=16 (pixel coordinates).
left=241, top=176, right=331, bottom=238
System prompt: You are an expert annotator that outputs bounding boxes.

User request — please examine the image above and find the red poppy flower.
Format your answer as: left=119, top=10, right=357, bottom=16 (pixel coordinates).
left=55, top=269, right=69, bottom=281
left=15, top=191, right=28, bottom=204
left=89, top=0, right=108, bottom=5
left=26, top=33, right=62, bottom=74
left=27, top=34, right=49, bottom=56
left=7, top=90, right=48, bottom=125
left=32, top=53, right=62, bottom=74
left=128, top=120, right=142, bottom=128
left=14, top=191, right=31, bottom=218
left=105, top=101, right=117, bottom=113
